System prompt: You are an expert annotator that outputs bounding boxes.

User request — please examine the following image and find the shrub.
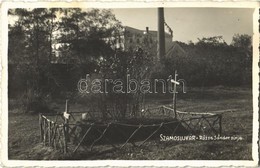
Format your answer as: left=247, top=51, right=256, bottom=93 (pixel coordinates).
left=19, top=88, right=52, bottom=114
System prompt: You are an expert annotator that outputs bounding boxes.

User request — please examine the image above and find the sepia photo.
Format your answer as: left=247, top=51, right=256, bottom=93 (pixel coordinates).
left=1, top=1, right=259, bottom=167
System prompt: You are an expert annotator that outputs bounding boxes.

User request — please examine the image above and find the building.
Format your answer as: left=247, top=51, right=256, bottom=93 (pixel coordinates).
left=121, top=26, right=186, bottom=60
left=51, top=26, right=187, bottom=63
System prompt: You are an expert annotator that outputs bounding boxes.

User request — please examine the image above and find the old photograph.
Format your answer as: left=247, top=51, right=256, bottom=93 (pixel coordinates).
left=1, top=2, right=259, bottom=167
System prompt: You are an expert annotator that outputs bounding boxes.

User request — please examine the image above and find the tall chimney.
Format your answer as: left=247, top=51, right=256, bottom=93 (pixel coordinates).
left=146, top=27, right=149, bottom=34
left=158, top=7, right=165, bottom=61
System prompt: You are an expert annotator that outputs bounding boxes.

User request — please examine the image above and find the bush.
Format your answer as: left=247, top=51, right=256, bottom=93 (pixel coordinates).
left=19, top=88, right=52, bottom=114
left=163, top=42, right=252, bottom=87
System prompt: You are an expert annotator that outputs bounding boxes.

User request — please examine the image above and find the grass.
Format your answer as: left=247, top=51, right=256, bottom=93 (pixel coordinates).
left=8, top=86, right=253, bottom=160
left=8, top=113, right=40, bottom=159
left=84, top=141, right=251, bottom=160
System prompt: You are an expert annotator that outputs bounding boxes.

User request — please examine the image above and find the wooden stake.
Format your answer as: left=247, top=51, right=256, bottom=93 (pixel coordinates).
left=48, top=121, right=51, bottom=145
left=39, top=113, right=42, bottom=142
left=43, top=119, right=46, bottom=146
left=219, top=115, right=222, bottom=136
left=57, top=127, right=62, bottom=149
left=52, top=124, right=57, bottom=148
left=65, top=100, right=67, bottom=112
left=62, top=124, right=68, bottom=153
left=64, top=99, right=69, bottom=142
left=173, top=70, right=178, bottom=118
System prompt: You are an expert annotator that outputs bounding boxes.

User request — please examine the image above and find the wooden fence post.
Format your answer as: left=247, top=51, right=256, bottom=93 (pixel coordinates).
left=64, top=99, right=69, bottom=142
left=57, top=127, right=62, bottom=149
left=43, top=118, right=46, bottom=146
left=62, top=124, right=68, bottom=153
left=48, top=121, right=51, bottom=146
left=39, top=113, right=42, bottom=142
left=173, top=70, right=178, bottom=118
left=219, top=115, right=222, bottom=136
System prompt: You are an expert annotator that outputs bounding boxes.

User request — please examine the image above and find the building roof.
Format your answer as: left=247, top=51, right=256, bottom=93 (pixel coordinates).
left=165, top=41, right=187, bottom=58
left=124, top=26, right=172, bottom=38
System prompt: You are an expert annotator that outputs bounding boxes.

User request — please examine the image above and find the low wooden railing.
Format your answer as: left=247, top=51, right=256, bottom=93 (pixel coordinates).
left=39, top=113, right=68, bottom=153
left=39, top=106, right=224, bottom=154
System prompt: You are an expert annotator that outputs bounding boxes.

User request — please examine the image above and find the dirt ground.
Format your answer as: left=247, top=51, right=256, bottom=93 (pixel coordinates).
left=8, top=86, right=253, bottom=160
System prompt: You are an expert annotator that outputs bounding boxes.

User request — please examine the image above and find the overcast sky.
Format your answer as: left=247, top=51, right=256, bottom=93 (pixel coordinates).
left=112, top=8, right=254, bottom=44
